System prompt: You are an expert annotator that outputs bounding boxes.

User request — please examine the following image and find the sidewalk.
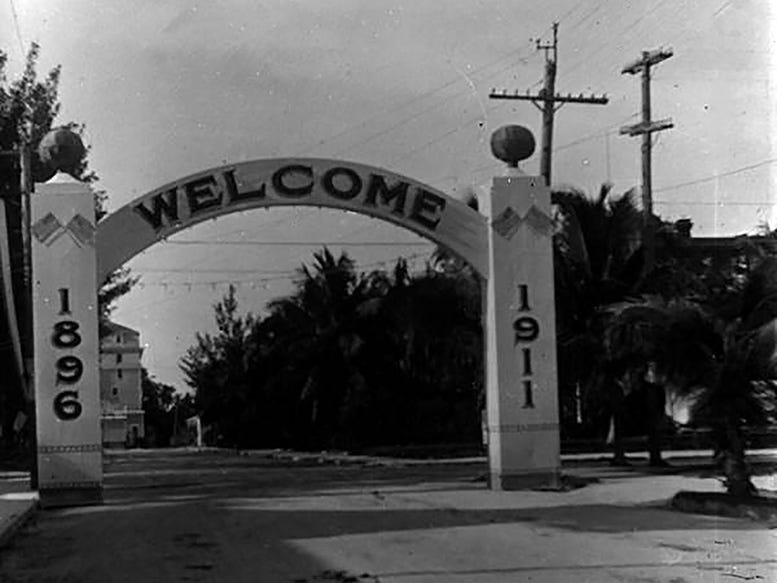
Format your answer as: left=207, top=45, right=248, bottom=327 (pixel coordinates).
left=0, top=471, right=37, bottom=548
left=2, top=448, right=775, bottom=551
left=239, top=445, right=777, bottom=468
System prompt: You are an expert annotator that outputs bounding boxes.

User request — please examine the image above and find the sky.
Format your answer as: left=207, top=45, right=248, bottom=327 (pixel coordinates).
left=2, top=0, right=776, bottom=389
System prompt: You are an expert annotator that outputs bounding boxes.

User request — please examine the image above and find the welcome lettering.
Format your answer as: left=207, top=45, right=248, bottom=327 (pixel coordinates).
left=132, top=164, right=447, bottom=234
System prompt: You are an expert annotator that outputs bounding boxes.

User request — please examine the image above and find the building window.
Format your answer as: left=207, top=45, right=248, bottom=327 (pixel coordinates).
left=116, top=353, right=123, bottom=364
left=116, top=334, right=122, bottom=344
left=117, top=369, right=123, bottom=379
left=112, top=387, right=118, bottom=397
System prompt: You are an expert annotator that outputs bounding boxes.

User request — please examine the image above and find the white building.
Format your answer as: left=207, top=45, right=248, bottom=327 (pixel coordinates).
left=100, top=321, right=145, bottom=447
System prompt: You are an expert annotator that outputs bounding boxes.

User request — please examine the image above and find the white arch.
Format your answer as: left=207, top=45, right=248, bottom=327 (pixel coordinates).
left=96, top=158, right=488, bottom=283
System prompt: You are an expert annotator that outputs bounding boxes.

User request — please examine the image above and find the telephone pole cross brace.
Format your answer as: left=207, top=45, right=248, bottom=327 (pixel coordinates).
left=620, top=48, right=674, bottom=272
left=489, top=22, right=609, bottom=186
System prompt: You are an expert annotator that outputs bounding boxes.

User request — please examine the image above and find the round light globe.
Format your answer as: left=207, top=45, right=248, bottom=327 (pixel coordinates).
left=490, top=125, right=535, bottom=166
left=37, top=127, right=85, bottom=177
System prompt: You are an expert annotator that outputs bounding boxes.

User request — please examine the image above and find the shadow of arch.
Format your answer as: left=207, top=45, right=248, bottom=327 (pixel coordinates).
left=96, top=158, right=488, bottom=283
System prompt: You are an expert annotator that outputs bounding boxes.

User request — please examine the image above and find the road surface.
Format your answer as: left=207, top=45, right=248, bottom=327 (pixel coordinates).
left=1, top=448, right=776, bottom=582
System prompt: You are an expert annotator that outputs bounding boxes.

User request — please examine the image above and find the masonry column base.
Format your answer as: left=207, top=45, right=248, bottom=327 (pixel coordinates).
left=39, top=487, right=103, bottom=509
left=489, top=470, right=561, bottom=491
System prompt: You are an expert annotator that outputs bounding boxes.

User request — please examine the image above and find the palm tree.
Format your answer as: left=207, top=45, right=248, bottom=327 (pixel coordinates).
left=376, top=265, right=483, bottom=444
left=601, top=256, right=777, bottom=494
left=601, top=298, right=722, bottom=465
left=552, top=184, right=646, bottom=450
left=259, top=248, right=374, bottom=449
left=687, top=257, right=777, bottom=496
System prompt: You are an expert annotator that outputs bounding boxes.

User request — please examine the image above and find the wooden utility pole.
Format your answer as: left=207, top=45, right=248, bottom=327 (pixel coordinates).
left=620, top=48, right=673, bottom=272
left=489, top=22, right=609, bottom=186
left=538, top=23, right=558, bottom=185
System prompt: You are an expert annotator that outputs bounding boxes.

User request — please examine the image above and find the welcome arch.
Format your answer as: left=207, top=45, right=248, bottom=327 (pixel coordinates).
left=96, top=159, right=488, bottom=284
left=32, top=153, right=559, bottom=507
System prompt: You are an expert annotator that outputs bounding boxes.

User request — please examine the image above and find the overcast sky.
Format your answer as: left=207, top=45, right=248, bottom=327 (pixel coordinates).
left=2, top=0, right=775, bottom=388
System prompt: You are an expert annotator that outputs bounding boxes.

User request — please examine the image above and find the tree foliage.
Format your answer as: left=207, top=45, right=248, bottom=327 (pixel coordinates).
left=0, top=44, right=137, bottom=321
left=142, top=368, right=196, bottom=447
left=180, top=285, right=256, bottom=447
left=0, top=44, right=137, bottom=455
left=552, top=184, right=646, bottom=439
left=551, top=183, right=777, bottom=492
left=180, top=249, right=482, bottom=451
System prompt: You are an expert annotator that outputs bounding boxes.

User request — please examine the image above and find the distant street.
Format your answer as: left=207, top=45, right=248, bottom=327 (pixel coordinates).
left=1, top=449, right=776, bottom=582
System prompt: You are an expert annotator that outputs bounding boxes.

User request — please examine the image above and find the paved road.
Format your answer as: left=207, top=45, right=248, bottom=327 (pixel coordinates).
left=1, top=449, right=776, bottom=582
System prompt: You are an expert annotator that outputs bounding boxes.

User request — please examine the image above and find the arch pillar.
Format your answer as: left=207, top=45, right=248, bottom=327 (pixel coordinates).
left=32, top=173, right=103, bottom=507
left=482, top=171, right=561, bottom=489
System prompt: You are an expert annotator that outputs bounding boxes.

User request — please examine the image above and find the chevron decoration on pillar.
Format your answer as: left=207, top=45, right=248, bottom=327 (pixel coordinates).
left=32, top=213, right=95, bottom=247
left=492, top=205, right=554, bottom=240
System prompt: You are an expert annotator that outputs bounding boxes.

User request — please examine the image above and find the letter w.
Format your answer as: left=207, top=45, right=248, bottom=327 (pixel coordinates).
left=133, top=189, right=179, bottom=231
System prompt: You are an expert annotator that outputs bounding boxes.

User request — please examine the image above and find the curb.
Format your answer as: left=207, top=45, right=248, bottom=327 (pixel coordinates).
left=0, top=498, right=38, bottom=549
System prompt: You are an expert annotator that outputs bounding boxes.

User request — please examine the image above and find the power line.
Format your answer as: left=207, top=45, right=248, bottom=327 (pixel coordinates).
left=296, top=44, right=539, bottom=158
left=134, top=267, right=297, bottom=275
left=296, top=6, right=592, bottom=160
left=654, top=200, right=773, bottom=207
left=556, top=0, right=674, bottom=83
left=387, top=104, right=502, bottom=167
left=138, top=252, right=433, bottom=288
left=553, top=114, right=639, bottom=153
left=428, top=114, right=635, bottom=185
left=162, top=240, right=433, bottom=247
left=330, top=55, right=533, bottom=160
left=654, top=157, right=777, bottom=193
left=306, top=10, right=609, bottom=174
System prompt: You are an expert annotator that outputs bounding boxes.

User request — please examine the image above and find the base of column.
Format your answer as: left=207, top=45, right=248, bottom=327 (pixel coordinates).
left=489, top=470, right=560, bottom=491
left=39, top=487, right=103, bottom=508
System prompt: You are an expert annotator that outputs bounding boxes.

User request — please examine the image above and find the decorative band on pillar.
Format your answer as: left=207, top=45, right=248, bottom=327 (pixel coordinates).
left=37, top=444, right=102, bottom=453
left=488, top=423, right=560, bottom=433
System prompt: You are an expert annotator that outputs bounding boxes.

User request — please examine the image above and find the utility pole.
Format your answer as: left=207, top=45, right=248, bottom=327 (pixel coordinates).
left=620, top=48, right=673, bottom=273
left=538, top=23, right=558, bottom=185
left=489, top=22, right=609, bottom=186
left=0, top=146, right=36, bottom=488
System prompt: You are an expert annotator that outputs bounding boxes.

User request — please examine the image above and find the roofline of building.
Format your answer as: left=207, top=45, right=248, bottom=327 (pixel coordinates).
left=102, top=321, right=140, bottom=336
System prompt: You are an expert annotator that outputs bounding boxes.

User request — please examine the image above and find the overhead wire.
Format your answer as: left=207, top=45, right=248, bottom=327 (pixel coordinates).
left=556, top=0, right=674, bottom=85
left=654, top=200, right=774, bottom=207
left=159, top=240, right=433, bottom=247
left=329, top=53, right=539, bottom=160
left=654, top=157, right=777, bottom=194
left=430, top=112, right=639, bottom=187
left=137, top=251, right=433, bottom=289
left=301, top=4, right=594, bottom=162
left=295, top=42, right=540, bottom=158
left=420, top=3, right=664, bottom=187
left=386, top=103, right=504, bottom=167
